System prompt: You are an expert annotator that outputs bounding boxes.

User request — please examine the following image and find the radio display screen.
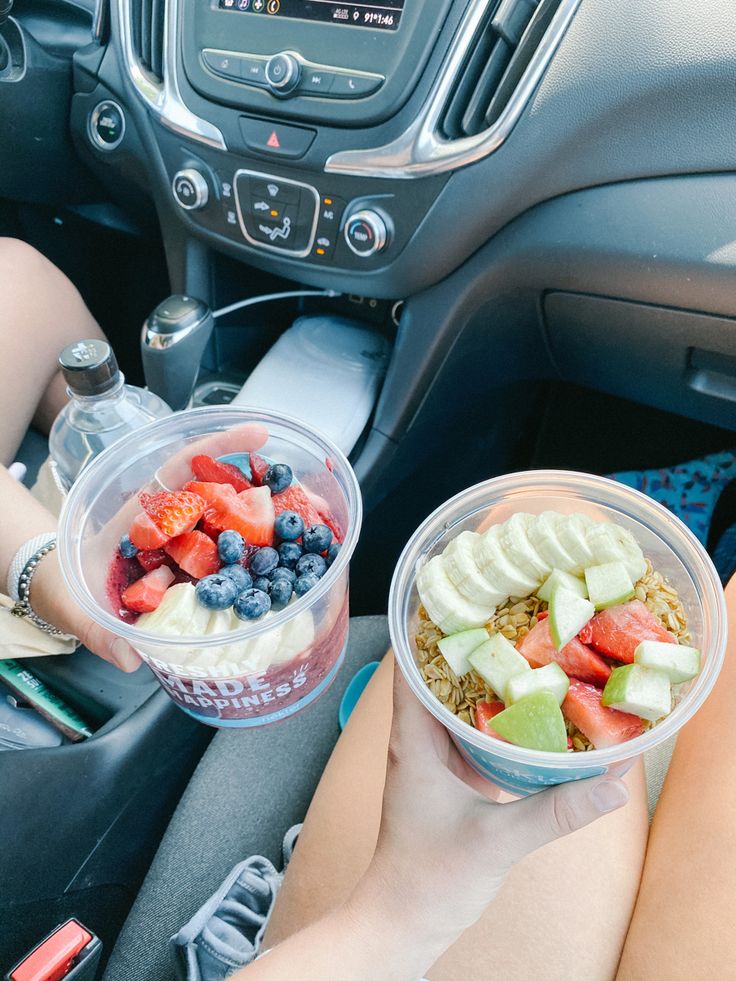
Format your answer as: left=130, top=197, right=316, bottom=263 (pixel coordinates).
left=217, top=0, right=404, bottom=32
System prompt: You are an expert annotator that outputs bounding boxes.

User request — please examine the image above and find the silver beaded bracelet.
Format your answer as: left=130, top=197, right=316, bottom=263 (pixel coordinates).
left=9, top=538, right=66, bottom=637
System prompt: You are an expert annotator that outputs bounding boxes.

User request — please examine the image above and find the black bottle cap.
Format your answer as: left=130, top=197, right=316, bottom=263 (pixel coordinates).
left=59, top=339, right=120, bottom=396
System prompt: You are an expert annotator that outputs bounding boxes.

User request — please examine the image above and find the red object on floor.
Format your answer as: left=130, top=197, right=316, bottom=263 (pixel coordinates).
left=9, top=920, right=92, bottom=981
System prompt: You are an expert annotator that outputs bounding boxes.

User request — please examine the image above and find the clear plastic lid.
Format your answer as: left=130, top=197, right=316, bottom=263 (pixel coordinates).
left=389, top=471, right=728, bottom=771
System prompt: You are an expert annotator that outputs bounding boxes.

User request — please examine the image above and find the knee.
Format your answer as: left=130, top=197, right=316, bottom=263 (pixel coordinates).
left=0, top=237, right=51, bottom=283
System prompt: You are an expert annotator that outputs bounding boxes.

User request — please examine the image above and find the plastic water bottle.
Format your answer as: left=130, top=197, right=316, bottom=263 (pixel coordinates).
left=49, top=339, right=172, bottom=490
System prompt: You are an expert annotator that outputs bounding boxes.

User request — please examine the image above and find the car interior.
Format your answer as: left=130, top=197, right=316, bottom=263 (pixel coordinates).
left=3, top=0, right=736, bottom=975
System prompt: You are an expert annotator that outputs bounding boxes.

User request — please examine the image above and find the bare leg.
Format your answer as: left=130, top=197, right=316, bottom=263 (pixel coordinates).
left=0, top=238, right=103, bottom=462
left=616, top=575, right=736, bottom=980
left=264, top=654, right=648, bottom=980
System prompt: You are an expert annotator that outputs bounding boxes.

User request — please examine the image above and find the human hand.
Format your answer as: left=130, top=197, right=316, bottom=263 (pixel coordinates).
left=351, top=667, right=629, bottom=962
left=30, top=549, right=141, bottom=672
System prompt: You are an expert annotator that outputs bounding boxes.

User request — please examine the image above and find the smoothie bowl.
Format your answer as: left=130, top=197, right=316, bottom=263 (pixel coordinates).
left=388, top=471, right=727, bottom=794
left=58, top=406, right=362, bottom=728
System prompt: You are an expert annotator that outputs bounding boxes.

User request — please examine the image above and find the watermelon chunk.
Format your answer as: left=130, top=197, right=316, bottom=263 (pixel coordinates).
left=474, top=699, right=507, bottom=741
left=272, top=485, right=322, bottom=529
left=563, top=678, right=644, bottom=749
left=578, top=599, right=675, bottom=664
left=165, top=530, right=220, bottom=579
left=517, top=618, right=612, bottom=687
left=121, top=565, right=175, bottom=613
left=191, top=455, right=252, bottom=492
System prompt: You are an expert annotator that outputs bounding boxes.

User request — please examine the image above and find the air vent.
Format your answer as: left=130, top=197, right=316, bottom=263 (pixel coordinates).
left=441, top=0, right=563, bottom=139
left=130, top=0, right=165, bottom=83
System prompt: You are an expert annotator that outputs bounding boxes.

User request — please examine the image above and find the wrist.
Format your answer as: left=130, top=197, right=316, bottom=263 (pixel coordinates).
left=344, top=860, right=460, bottom=980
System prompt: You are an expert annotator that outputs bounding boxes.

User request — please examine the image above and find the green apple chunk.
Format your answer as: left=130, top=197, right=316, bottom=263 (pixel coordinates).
left=505, top=661, right=570, bottom=707
left=537, top=568, right=588, bottom=604
left=634, top=640, right=701, bottom=684
left=549, top=587, right=595, bottom=650
left=491, top=691, right=568, bottom=752
left=468, top=633, right=530, bottom=699
left=584, top=561, right=635, bottom=610
left=437, top=628, right=489, bottom=677
left=601, top=663, right=672, bottom=722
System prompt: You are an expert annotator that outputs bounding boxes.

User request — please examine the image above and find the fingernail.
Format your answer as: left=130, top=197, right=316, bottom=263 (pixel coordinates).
left=111, top=639, right=140, bottom=673
left=590, top=778, right=629, bottom=813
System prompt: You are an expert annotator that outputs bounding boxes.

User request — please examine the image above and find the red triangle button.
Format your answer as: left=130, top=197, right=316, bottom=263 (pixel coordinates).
left=267, top=130, right=281, bottom=148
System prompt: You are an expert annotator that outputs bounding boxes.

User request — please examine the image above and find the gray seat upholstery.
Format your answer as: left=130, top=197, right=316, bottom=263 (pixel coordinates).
left=103, top=615, right=390, bottom=981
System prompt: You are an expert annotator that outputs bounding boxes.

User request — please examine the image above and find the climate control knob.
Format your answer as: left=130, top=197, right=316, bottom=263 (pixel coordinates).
left=344, top=209, right=389, bottom=258
left=265, top=52, right=301, bottom=95
left=172, top=169, right=209, bottom=211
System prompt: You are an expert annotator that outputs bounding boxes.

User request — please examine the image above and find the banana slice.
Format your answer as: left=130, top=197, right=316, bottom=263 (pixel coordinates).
left=552, top=513, right=597, bottom=574
left=417, top=555, right=491, bottom=634
left=442, top=531, right=507, bottom=608
left=496, top=512, right=551, bottom=581
left=527, top=511, right=579, bottom=573
left=474, top=526, right=538, bottom=600
left=586, top=522, right=647, bottom=581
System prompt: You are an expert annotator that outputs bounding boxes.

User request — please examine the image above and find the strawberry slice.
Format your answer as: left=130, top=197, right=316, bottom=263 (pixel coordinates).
left=205, top=486, right=275, bottom=546
left=272, top=485, right=321, bottom=529
left=474, top=699, right=507, bottom=741
left=517, top=618, right=612, bottom=687
left=141, top=490, right=206, bottom=538
left=137, top=548, right=173, bottom=573
left=129, top=512, right=170, bottom=551
left=249, top=453, right=269, bottom=487
left=183, top=481, right=238, bottom=508
left=121, top=565, right=175, bottom=613
left=191, top=455, right=252, bottom=492
left=165, top=530, right=220, bottom=579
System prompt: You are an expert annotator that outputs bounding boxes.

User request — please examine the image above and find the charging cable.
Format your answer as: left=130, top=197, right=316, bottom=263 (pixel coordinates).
left=213, top=289, right=342, bottom=320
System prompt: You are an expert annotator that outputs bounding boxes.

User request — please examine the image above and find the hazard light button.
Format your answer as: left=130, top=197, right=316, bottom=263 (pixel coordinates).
left=238, top=117, right=316, bottom=159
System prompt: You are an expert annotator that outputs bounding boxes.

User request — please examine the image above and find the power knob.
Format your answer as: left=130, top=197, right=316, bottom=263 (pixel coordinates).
left=344, top=209, right=389, bottom=258
left=265, top=52, right=300, bottom=95
left=172, top=169, right=209, bottom=211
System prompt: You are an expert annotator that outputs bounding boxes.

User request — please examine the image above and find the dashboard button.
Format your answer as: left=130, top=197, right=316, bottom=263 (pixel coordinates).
left=249, top=176, right=300, bottom=204
left=330, top=71, right=384, bottom=98
left=202, top=49, right=242, bottom=79
left=239, top=117, right=316, bottom=159
left=300, top=68, right=335, bottom=95
left=172, top=169, right=209, bottom=211
left=88, top=101, right=125, bottom=151
left=240, top=56, right=268, bottom=86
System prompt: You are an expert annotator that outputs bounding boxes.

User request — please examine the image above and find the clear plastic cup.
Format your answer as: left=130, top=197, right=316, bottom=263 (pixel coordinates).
left=389, top=470, right=727, bottom=795
left=58, top=406, right=362, bottom=728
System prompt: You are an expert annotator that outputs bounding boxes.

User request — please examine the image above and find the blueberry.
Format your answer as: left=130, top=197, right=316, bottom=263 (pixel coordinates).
left=195, top=574, right=238, bottom=610
left=234, top=588, right=272, bottom=621
left=270, top=566, right=296, bottom=585
left=270, top=577, right=293, bottom=609
left=294, top=573, right=320, bottom=597
left=264, top=463, right=293, bottom=494
left=218, top=530, right=245, bottom=565
left=119, top=534, right=138, bottom=559
left=250, top=546, right=279, bottom=577
left=296, top=553, right=327, bottom=579
left=220, top=564, right=253, bottom=592
left=326, top=542, right=341, bottom=567
left=278, top=542, right=303, bottom=570
left=274, top=510, right=305, bottom=542
left=303, top=523, right=333, bottom=555
left=253, top=576, right=272, bottom=594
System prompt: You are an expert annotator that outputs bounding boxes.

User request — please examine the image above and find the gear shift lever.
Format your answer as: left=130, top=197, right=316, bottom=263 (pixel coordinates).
left=0, top=0, right=14, bottom=71
left=140, top=295, right=214, bottom=411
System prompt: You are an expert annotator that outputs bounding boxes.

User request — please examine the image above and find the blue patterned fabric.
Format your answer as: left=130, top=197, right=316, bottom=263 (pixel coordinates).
left=609, top=450, right=736, bottom=547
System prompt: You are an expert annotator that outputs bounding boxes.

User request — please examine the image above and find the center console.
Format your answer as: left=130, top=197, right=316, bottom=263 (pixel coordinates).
left=77, top=0, right=581, bottom=292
